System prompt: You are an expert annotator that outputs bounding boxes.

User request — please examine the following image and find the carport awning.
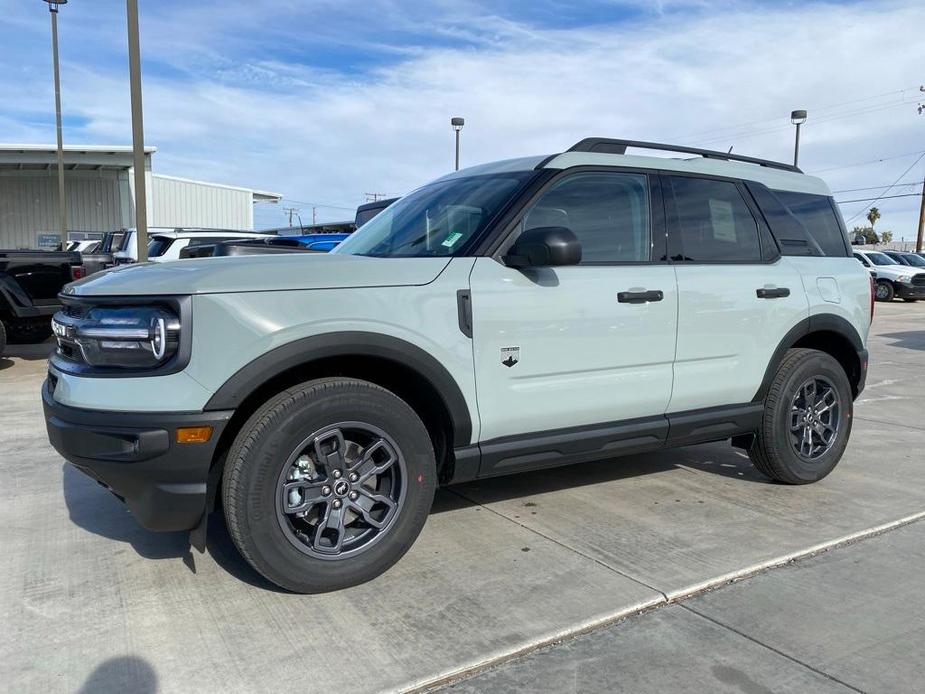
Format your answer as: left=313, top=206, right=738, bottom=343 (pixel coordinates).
left=0, top=144, right=157, bottom=171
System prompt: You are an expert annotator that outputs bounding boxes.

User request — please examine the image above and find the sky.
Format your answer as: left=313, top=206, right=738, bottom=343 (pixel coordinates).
left=1, top=0, right=923, bottom=236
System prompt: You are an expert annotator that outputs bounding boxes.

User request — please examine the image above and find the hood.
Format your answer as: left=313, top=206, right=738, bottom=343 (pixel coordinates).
left=67, top=254, right=452, bottom=296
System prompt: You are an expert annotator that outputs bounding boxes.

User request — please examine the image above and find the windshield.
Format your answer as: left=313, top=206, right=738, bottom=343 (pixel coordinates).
left=333, top=172, right=534, bottom=257
left=866, top=252, right=898, bottom=266
left=899, top=253, right=925, bottom=267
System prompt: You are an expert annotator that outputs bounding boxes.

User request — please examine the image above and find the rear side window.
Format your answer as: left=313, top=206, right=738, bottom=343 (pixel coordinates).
left=147, top=236, right=174, bottom=258
left=773, top=191, right=848, bottom=257
left=667, top=176, right=761, bottom=262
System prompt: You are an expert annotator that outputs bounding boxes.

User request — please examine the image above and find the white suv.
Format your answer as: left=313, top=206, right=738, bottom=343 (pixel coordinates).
left=45, top=138, right=873, bottom=593
left=112, top=228, right=271, bottom=263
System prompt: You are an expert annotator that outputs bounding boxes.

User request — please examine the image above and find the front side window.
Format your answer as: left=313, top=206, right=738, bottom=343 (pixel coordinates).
left=333, top=172, right=534, bottom=258
left=519, top=172, right=651, bottom=263
left=147, top=236, right=175, bottom=258
left=853, top=253, right=870, bottom=267
left=668, top=177, right=761, bottom=262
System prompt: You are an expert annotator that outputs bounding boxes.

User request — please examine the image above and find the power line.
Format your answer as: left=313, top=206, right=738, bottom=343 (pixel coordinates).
left=843, top=151, right=925, bottom=223
left=808, top=150, right=925, bottom=175
left=831, top=180, right=924, bottom=194
left=836, top=193, right=920, bottom=204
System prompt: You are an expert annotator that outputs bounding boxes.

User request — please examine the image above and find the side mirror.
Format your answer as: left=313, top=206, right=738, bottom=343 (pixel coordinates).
left=503, top=226, right=582, bottom=268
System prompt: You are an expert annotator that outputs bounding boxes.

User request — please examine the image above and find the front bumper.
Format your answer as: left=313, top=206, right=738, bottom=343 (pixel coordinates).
left=43, top=379, right=233, bottom=531
left=895, top=283, right=925, bottom=299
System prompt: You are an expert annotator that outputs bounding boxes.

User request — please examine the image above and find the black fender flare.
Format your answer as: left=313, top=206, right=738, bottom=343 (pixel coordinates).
left=752, top=314, right=867, bottom=403
left=203, top=331, right=473, bottom=445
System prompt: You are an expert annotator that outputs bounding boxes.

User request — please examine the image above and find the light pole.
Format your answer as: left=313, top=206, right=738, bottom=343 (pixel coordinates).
left=451, top=117, right=465, bottom=171
left=790, top=109, right=807, bottom=168
left=126, top=0, right=148, bottom=262
left=43, top=0, right=68, bottom=243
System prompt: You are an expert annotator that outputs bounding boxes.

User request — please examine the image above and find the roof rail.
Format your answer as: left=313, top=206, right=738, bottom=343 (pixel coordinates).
left=566, top=138, right=802, bottom=173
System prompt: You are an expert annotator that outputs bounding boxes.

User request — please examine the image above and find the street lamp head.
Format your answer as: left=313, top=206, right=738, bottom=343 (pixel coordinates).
left=451, top=116, right=465, bottom=131
left=790, top=109, right=807, bottom=125
left=43, top=0, right=67, bottom=11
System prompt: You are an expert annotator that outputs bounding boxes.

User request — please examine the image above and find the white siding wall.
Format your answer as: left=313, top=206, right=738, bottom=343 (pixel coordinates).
left=0, top=171, right=128, bottom=248
left=150, top=175, right=253, bottom=230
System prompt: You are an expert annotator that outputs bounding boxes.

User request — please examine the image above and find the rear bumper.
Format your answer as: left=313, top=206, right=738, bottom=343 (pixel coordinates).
left=43, top=380, right=232, bottom=531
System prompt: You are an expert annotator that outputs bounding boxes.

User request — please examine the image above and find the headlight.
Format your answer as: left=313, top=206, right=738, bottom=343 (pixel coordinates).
left=898, top=275, right=913, bottom=284
left=53, top=304, right=182, bottom=369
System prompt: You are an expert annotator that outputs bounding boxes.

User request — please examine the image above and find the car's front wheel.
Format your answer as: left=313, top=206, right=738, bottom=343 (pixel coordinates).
left=748, top=348, right=852, bottom=484
left=222, top=377, right=436, bottom=593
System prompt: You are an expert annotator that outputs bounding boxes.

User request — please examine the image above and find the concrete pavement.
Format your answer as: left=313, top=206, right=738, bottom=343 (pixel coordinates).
left=0, top=301, right=923, bottom=693
left=441, top=518, right=925, bottom=693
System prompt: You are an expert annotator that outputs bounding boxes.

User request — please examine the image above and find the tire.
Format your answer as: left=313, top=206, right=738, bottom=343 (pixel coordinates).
left=875, top=280, right=894, bottom=302
left=0, top=321, right=6, bottom=358
left=748, top=348, right=853, bottom=485
left=222, top=377, right=436, bottom=593
left=5, top=318, right=53, bottom=344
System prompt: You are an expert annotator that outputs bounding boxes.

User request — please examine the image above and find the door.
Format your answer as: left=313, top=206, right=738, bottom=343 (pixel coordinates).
left=469, top=170, right=678, bottom=445
left=664, top=174, right=809, bottom=412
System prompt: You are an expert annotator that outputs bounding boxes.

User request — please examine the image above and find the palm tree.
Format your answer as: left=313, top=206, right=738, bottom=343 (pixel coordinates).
left=867, top=206, right=881, bottom=231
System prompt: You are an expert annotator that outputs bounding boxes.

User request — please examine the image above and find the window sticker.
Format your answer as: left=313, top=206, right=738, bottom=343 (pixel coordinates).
left=441, top=231, right=464, bottom=248
left=708, top=198, right=737, bottom=243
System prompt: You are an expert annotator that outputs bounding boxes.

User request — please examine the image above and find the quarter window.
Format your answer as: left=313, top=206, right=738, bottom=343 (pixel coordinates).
left=668, top=177, right=762, bottom=262
left=773, top=191, right=849, bottom=257
left=522, top=172, right=651, bottom=263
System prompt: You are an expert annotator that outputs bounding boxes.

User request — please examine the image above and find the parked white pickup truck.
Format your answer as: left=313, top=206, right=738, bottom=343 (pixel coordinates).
left=853, top=249, right=925, bottom=302
left=45, top=137, right=873, bottom=593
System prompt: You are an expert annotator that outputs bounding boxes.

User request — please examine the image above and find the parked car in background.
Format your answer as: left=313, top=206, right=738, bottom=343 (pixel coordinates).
left=66, top=240, right=101, bottom=254
left=45, top=137, right=872, bottom=593
left=883, top=250, right=925, bottom=269
left=208, top=233, right=350, bottom=257
left=354, top=198, right=397, bottom=228
left=853, top=249, right=925, bottom=302
left=112, top=228, right=267, bottom=264
left=147, top=230, right=274, bottom=262
left=1, top=249, right=82, bottom=352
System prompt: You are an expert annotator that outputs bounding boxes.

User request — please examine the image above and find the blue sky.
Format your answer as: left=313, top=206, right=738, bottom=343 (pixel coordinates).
left=1, top=0, right=923, bottom=235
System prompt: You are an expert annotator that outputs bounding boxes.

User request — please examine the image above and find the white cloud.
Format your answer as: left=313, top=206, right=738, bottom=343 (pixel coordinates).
left=5, top=0, right=924, bottom=235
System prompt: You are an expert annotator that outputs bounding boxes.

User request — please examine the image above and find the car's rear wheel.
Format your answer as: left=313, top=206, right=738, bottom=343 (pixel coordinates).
left=875, top=280, right=894, bottom=302
left=748, top=348, right=852, bottom=484
left=221, top=377, right=436, bottom=593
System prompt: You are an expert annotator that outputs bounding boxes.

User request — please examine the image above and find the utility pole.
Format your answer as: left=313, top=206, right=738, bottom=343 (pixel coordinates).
left=126, top=0, right=148, bottom=262
left=312, top=207, right=316, bottom=226
left=284, top=207, right=299, bottom=226
left=916, top=177, right=924, bottom=253
left=365, top=192, right=386, bottom=202
left=917, top=86, right=924, bottom=252
left=43, top=0, right=68, bottom=242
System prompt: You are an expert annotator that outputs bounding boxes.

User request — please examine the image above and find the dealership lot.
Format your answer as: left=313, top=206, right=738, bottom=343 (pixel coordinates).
left=1, top=301, right=923, bottom=693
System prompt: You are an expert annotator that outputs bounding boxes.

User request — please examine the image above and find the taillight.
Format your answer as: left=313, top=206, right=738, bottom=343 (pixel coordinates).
left=71, top=266, right=85, bottom=281
left=869, top=275, right=876, bottom=324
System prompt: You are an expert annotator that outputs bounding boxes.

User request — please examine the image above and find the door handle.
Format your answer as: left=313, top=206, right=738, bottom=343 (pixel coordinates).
left=617, top=290, right=664, bottom=304
left=756, top=287, right=790, bottom=299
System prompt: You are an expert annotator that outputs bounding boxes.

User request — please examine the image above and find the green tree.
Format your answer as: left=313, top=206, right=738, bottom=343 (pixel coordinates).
left=851, top=225, right=878, bottom=244
left=866, top=206, right=881, bottom=231
left=879, top=230, right=893, bottom=243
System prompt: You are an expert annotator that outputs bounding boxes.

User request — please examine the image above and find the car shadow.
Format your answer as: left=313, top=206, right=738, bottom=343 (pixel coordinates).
left=2, top=341, right=55, bottom=360
left=77, top=655, right=158, bottom=694
left=61, top=464, right=285, bottom=592
left=878, top=330, right=925, bottom=352
left=438, top=441, right=772, bottom=510
left=62, top=441, right=768, bottom=590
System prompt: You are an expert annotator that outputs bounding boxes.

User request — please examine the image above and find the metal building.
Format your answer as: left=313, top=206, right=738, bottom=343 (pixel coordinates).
left=0, top=144, right=281, bottom=249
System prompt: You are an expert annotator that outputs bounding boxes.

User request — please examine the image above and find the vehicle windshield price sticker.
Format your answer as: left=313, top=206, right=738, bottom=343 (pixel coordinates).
left=442, top=231, right=463, bottom=248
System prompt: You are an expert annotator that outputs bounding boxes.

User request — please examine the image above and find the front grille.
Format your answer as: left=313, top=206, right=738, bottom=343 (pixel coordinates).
left=912, top=275, right=925, bottom=287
